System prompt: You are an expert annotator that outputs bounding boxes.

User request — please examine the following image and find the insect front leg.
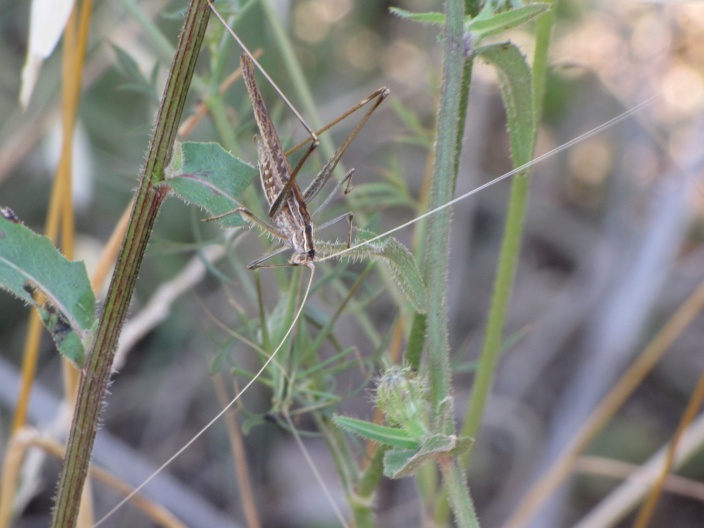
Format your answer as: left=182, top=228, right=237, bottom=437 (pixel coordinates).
left=235, top=207, right=288, bottom=240
left=234, top=208, right=298, bottom=268
left=247, top=245, right=292, bottom=269
left=311, top=168, right=355, bottom=218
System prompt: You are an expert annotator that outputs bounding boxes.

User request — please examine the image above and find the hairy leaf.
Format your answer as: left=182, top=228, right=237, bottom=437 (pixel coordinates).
left=476, top=43, right=535, bottom=171
left=391, top=3, right=551, bottom=43
left=0, top=210, right=96, bottom=366
left=164, top=141, right=257, bottom=227
left=389, top=7, right=444, bottom=25
left=317, top=229, right=427, bottom=313
left=332, top=415, right=420, bottom=450
left=384, top=433, right=473, bottom=479
left=469, top=4, right=551, bottom=42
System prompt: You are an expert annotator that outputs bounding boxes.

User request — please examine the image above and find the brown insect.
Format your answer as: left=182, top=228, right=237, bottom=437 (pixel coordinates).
left=232, top=53, right=388, bottom=269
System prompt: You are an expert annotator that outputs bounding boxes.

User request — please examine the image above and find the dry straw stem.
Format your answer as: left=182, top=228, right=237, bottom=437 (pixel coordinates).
left=4, top=2, right=96, bottom=526
left=575, top=456, right=704, bottom=503
left=12, top=0, right=93, bottom=434
left=632, top=372, right=704, bottom=528
left=506, top=276, right=704, bottom=527
left=2, top=428, right=185, bottom=528
left=89, top=204, right=133, bottom=293
left=212, top=375, right=261, bottom=528
left=575, top=412, right=704, bottom=528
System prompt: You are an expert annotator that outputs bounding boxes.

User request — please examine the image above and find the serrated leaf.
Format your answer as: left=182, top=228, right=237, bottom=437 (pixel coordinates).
left=317, top=229, right=427, bottom=313
left=389, top=7, right=445, bottom=25
left=383, top=433, right=474, bottom=479
left=0, top=212, right=96, bottom=366
left=333, top=415, right=420, bottom=449
left=164, top=141, right=257, bottom=227
left=469, top=4, right=551, bottom=42
left=476, top=43, right=535, bottom=170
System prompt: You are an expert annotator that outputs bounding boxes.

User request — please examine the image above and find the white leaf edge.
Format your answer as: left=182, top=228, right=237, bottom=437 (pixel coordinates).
left=20, top=0, right=76, bottom=108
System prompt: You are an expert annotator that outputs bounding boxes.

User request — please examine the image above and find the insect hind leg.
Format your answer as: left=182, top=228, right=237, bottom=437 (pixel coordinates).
left=302, top=87, right=388, bottom=203
left=312, top=168, right=354, bottom=218
left=316, top=211, right=354, bottom=249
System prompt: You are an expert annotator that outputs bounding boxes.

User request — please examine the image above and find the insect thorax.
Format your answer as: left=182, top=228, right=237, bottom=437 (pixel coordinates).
left=287, top=222, right=316, bottom=266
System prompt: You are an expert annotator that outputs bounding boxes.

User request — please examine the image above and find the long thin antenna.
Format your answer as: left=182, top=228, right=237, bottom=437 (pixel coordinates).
left=92, top=267, right=316, bottom=527
left=206, top=0, right=318, bottom=141
left=320, top=95, right=660, bottom=263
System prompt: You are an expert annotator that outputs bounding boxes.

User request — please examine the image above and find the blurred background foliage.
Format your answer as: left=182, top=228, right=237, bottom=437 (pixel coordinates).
left=1, top=0, right=704, bottom=526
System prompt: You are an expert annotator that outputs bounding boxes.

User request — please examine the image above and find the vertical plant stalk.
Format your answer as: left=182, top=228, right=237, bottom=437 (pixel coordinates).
left=51, top=2, right=211, bottom=526
left=423, top=0, right=466, bottom=432
left=461, top=1, right=555, bottom=443
left=439, top=458, right=480, bottom=528
left=422, top=1, right=483, bottom=526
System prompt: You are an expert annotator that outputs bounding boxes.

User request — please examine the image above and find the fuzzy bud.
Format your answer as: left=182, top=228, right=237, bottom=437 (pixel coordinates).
left=375, top=365, right=429, bottom=438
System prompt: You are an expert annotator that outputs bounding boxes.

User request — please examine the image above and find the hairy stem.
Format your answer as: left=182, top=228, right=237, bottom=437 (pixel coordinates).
left=51, top=2, right=211, bottom=526
left=423, top=0, right=466, bottom=432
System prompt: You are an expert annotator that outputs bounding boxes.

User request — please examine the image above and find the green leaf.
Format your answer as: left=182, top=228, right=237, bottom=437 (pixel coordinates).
left=317, top=229, right=427, bottom=313
left=389, top=7, right=445, bottom=25
left=383, top=448, right=418, bottom=478
left=468, top=4, right=551, bottom=42
left=390, top=4, right=551, bottom=40
left=383, top=433, right=474, bottom=479
left=164, top=141, right=257, bottom=227
left=0, top=211, right=96, bottom=366
left=111, top=44, right=158, bottom=100
left=476, top=43, right=535, bottom=170
left=332, top=415, right=421, bottom=449
left=112, top=44, right=145, bottom=83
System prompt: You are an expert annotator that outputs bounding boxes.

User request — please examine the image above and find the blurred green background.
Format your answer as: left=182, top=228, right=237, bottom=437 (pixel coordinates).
left=1, top=0, right=704, bottom=526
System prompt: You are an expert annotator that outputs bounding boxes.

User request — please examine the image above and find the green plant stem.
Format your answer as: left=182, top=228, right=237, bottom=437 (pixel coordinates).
left=461, top=174, right=529, bottom=442
left=532, top=4, right=555, bottom=125
left=50, top=2, right=211, bottom=526
left=439, top=458, right=480, bottom=528
left=357, top=444, right=386, bottom=497
left=460, top=0, right=555, bottom=444
left=350, top=445, right=387, bottom=528
left=424, top=0, right=466, bottom=432
left=447, top=11, right=558, bottom=520
left=316, top=416, right=368, bottom=525
left=420, top=1, right=482, bottom=524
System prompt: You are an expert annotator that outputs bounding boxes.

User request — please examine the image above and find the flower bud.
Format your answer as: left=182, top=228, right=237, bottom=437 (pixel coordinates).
left=375, top=365, right=429, bottom=438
